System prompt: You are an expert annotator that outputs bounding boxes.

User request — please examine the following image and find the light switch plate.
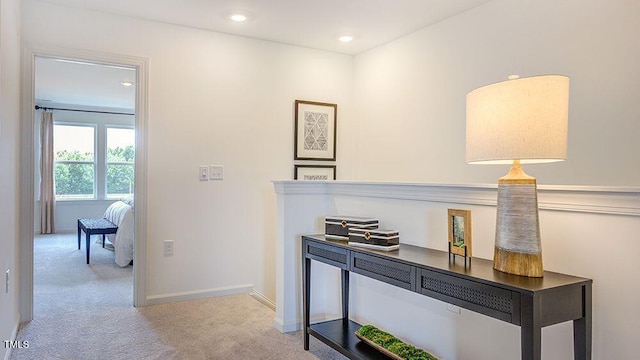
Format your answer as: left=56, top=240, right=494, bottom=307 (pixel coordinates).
left=163, top=240, right=174, bottom=256
left=199, top=166, right=209, bottom=181
left=210, top=165, right=223, bottom=180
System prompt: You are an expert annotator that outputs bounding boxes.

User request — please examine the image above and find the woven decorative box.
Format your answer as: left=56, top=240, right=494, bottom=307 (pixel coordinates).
left=348, top=228, right=400, bottom=251
left=325, top=216, right=379, bottom=240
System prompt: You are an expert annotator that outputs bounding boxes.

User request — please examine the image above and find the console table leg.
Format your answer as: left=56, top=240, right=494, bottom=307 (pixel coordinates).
left=303, top=256, right=311, bottom=350
left=341, top=269, right=349, bottom=319
left=573, top=283, right=592, bottom=360
left=521, top=326, right=541, bottom=360
left=521, top=293, right=542, bottom=360
left=77, top=221, right=81, bottom=249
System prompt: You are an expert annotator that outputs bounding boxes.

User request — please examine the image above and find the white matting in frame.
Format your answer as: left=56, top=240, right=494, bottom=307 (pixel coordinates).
left=294, top=165, right=336, bottom=180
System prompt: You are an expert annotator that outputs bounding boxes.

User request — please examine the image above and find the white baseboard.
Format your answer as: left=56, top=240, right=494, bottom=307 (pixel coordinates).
left=273, top=313, right=340, bottom=333
left=273, top=317, right=301, bottom=333
left=250, top=290, right=275, bottom=311
left=145, top=284, right=253, bottom=306
left=4, top=314, right=20, bottom=360
left=33, top=229, right=75, bottom=235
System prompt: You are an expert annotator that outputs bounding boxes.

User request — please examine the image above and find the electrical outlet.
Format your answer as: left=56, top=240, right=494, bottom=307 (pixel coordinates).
left=6, top=269, right=9, bottom=294
left=209, top=165, right=223, bottom=180
left=163, top=240, right=174, bottom=256
left=446, top=304, right=461, bottom=314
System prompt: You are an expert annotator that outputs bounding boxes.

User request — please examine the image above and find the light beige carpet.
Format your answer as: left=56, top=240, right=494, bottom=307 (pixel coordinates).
left=11, top=234, right=346, bottom=360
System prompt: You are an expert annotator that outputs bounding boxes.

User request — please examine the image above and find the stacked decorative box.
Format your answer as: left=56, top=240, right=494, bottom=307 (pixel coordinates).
left=325, top=216, right=378, bottom=240
left=325, top=215, right=399, bottom=251
left=348, top=228, right=399, bottom=251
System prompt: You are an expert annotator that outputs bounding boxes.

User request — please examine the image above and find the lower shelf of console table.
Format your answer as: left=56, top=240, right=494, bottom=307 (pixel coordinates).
left=309, top=319, right=390, bottom=360
left=302, top=234, right=592, bottom=360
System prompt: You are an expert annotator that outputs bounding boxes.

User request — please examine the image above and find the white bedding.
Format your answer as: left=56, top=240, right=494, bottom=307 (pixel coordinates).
left=103, top=200, right=134, bottom=267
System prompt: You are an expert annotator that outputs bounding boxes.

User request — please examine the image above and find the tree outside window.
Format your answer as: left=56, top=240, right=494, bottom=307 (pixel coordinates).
left=106, top=127, right=135, bottom=198
left=54, top=124, right=95, bottom=199
left=53, top=124, right=135, bottom=200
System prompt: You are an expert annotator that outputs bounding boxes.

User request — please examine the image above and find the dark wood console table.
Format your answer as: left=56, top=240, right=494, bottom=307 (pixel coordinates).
left=302, top=234, right=592, bottom=360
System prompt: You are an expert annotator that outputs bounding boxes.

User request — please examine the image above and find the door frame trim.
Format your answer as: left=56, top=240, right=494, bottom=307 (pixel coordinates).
left=19, top=44, right=149, bottom=321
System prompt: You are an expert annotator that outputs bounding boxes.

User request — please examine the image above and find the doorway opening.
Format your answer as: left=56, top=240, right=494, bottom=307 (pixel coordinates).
left=33, top=56, right=136, bottom=315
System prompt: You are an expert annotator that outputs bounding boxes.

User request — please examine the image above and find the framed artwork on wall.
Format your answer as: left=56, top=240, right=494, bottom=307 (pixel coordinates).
left=294, top=165, right=336, bottom=180
left=294, top=100, right=337, bottom=161
left=448, top=209, right=472, bottom=259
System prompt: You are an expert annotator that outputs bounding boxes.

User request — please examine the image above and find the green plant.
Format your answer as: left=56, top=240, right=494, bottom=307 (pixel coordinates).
left=356, top=325, right=438, bottom=360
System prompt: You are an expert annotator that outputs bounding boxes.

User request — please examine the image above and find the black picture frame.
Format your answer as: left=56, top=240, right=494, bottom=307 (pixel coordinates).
left=294, top=100, right=337, bottom=161
left=294, top=165, right=336, bottom=180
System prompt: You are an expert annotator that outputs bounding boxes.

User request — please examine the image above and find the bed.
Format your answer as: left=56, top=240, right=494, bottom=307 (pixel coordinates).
left=103, top=199, right=134, bottom=267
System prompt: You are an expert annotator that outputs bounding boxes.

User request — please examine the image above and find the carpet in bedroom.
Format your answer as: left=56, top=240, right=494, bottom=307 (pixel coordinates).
left=11, top=233, right=346, bottom=359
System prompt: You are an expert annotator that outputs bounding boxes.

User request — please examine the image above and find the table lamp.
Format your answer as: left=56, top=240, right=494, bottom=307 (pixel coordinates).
left=466, top=75, right=569, bottom=277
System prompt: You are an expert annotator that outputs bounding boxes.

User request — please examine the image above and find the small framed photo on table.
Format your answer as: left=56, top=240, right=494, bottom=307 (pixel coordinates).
left=294, top=165, right=336, bottom=180
left=448, top=209, right=472, bottom=263
left=294, top=100, right=337, bottom=161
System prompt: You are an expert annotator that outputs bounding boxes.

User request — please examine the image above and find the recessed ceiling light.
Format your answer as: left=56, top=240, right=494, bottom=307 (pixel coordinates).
left=339, top=35, right=353, bottom=42
left=230, top=14, right=247, bottom=22
left=121, top=81, right=133, bottom=87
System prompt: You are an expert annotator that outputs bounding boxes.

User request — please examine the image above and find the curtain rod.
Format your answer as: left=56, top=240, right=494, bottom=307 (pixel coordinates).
left=35, top=105, right=134, bottom=116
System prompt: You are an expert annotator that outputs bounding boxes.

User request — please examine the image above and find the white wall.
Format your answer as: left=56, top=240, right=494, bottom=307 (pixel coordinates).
left=275, top=181, right=640, bottom=360
left=0, top=0, right=21, bottom=357
left=351, top=0, right=640, bottom=186
left=22, top=0, right=353, bottom=303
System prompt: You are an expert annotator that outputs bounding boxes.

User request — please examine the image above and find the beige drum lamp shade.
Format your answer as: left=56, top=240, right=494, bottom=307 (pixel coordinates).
left=466, top=75, right=569, bottom=165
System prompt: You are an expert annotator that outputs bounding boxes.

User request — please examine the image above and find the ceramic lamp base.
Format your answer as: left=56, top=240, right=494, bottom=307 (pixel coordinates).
left=493, top=161, right=544, bottom=278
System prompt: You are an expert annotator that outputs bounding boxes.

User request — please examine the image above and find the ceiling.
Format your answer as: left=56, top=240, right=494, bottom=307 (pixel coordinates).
left=35, top=57, right=137, bottom=109
left=34, top=0, right=492, bottom=109
left=40, top=0, right=491, bottom=55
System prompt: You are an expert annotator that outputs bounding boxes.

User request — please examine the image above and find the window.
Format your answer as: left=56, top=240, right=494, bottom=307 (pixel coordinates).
left=54, top=124, right=96, bottom=199
left=106, top=127, right=135, bottom=198
left=53, top=122, right=134, bottom=200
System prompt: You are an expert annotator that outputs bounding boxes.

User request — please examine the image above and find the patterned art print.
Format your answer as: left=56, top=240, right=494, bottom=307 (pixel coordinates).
left=294, top=165, right=336, bottom=180
left=303, top=174, right=328, bottom=180
left=303, top=111, right=329, bottom=151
